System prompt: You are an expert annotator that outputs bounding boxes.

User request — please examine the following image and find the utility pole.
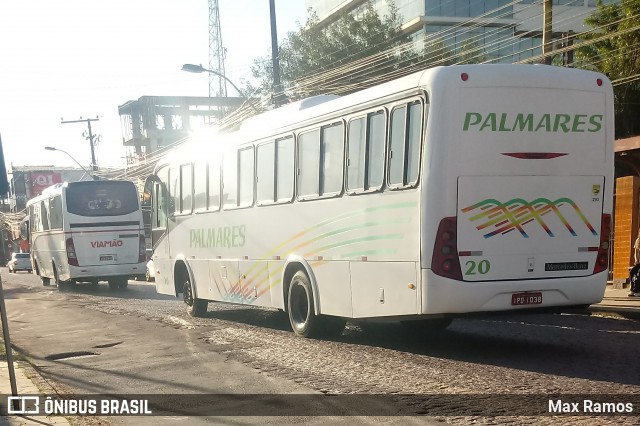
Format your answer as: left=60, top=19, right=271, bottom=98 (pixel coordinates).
left=269, top=0, right=285, bottom=107
left=562, top=31, right=574, bottom=66
left=542, top=0, right=553, bottom=65
left=61, top=117, right=99, bottom=171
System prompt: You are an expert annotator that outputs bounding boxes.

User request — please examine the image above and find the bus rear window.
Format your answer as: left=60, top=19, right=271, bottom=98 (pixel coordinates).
left=66, top=181, right=139, bottom=217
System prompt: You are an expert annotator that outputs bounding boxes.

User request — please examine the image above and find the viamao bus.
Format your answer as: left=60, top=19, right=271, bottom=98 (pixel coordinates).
left=25, top=180, right=147, bottom=290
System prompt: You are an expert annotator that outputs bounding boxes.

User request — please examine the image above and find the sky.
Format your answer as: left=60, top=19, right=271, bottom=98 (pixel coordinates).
left=0, top=0, right=308, bottom=170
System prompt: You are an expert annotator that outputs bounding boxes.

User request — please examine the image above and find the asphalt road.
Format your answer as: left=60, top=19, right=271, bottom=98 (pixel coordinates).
left=2, top=269, right=640, bottom=425
left=1, top=270, right=428, bottom=425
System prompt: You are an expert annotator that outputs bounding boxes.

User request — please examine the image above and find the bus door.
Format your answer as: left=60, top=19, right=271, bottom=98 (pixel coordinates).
left=145, top=172, right=173, bottom=295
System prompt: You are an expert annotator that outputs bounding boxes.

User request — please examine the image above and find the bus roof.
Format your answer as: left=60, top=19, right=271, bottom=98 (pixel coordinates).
left=154, top=64, right=611, bottom=171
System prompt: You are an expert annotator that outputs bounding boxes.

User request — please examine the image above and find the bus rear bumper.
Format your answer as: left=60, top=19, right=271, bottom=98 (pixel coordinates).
left=421, top=269, right=607, bottom=315
left=65, top=262, right=146, bottom=282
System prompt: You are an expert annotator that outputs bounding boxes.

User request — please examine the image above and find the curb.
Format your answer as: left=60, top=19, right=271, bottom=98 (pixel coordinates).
left=589, top=305, right=640, bottom=320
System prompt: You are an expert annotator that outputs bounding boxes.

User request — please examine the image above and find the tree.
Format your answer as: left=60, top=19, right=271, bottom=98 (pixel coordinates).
left=247, top=2, right=425, bottom=100
left=458, top=40, right=487, bottom=64
left=577, top=0, right=640, bottom=137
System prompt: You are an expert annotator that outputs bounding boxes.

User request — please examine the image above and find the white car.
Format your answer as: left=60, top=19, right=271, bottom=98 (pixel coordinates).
left=8, top=253, right=32, bottom=273
left=146, top=259, right=155, bottom=282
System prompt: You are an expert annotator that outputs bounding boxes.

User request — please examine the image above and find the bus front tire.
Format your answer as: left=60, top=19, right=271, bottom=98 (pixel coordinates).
left=42, top=276, right=51, bottom=286
left=287, top=271, right=345, bottom=338
left=183, top=278, right=207, bottom=317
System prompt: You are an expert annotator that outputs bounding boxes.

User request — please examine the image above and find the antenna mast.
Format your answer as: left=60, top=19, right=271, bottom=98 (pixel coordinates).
left=209, top=0, right=228, bottom=105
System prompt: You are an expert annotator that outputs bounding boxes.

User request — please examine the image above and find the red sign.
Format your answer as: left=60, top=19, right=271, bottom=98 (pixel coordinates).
left=29, top=172, right=62, bottom=197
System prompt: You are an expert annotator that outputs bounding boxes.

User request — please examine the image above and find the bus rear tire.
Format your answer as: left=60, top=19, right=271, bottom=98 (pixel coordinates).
left=108, top=278, right=127, bottom=291
left=183, top=278, right=207, bottom=317
left=42, top=276, right=51, bottom=286
left=54, top=269, right=68, bottom=292
left=287, top=271, right=345, bottom=338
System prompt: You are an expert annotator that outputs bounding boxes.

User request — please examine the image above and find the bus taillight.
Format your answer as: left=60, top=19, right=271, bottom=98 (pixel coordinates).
left=432, top=217, right=463, bottom=280
left=593, top=214, right=611, bottom=274
left=138, top=235, right=146, bottom=263
left=66, top=238, right=79, bottom=267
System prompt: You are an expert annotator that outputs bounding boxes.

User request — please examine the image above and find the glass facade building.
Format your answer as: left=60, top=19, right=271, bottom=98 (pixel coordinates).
left=305, top=0, right=611, bottom=63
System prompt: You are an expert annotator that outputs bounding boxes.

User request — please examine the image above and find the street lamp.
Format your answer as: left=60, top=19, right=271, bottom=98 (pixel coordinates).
left=181, top=64, right=260, bottom=113
left=44, top=146, right=98, bottom=180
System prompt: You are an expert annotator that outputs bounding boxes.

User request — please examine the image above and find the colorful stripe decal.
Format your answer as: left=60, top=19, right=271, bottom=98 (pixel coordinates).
left=462, top=198, right=597, bottom=239
left=219, top=201, right=417, bottom=303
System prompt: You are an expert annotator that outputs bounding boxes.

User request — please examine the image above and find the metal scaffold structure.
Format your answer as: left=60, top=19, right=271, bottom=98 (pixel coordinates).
left=209, top=0, right=228, bottom=110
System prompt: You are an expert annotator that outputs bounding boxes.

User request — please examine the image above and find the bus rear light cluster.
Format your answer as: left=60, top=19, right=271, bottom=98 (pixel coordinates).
left=66, top=238, right=79, bottom=267
left=138, top=235, right=146, bottom=264
left=432, top=217, right=462, bottom=280
left=593, top=214, right=611, bottom=274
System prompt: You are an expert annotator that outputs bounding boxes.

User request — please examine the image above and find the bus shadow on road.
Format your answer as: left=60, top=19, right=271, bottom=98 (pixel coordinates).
left=156, top=301, right=640, bottom=387
left=345, top=313, right=640, bottom=387
left=202, top=305, right=292, bottom=333
left=57, top=280, right=176, bottom=302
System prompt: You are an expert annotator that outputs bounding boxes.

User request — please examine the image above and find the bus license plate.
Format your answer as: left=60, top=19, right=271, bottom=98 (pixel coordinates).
left=511, top=292, right=542, bottom=306
left=100, top=255, right=114, bottom=261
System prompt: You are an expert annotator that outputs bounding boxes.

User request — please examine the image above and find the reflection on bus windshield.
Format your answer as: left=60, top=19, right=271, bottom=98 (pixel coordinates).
left=66, top=181, right=138, bottom=217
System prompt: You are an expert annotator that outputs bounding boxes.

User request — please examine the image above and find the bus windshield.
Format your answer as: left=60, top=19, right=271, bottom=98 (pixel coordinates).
left=66, top=181, right=139, bottom=217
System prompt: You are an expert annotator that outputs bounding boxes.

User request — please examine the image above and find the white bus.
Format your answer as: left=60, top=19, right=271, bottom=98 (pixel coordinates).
left=25, top=180, right=147, bottom=290
left=145, top=65, right=614, bottom=338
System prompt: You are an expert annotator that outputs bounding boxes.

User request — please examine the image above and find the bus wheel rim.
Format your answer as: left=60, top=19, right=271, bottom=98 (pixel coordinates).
left=290, top=282, right=309, bottom=327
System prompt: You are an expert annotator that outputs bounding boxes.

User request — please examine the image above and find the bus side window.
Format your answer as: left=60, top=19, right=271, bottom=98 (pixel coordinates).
left=40, top=200, right=50, bottom=231
left=297, top=122, right=343, bottom=200
left=276, top=136, right=294, bottom=202
left=297, top=129, right=320, bottom=198
left=49, top=195, right=63, bottom=229
left=223, top=149, right=238, bottom=209
left=180, top=163, right=193, bottom=214
left=194, top=160, right=207, bottom=211
left=257, top=136, right=294, bottom=205
left=389, top=100, right=423, bottom=188
left=321, top=122, right=344, bottom=196
left=208, top=157, right=221, bottom=211
left=257, top=140, right=276, bottom=203
left=348, top=117, right=366, bottom=191
left=367, top=111, right=386, bottom=189
left=30, top=205, right=39, bottom=233
left=168, top=167, right=178, bottom=216
left=347, top=110, right=385, bottom=193
left=238, top=147, right=254, bottom=207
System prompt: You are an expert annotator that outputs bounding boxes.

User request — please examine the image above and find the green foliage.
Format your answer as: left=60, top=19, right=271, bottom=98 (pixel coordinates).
left=247, top=1, right=454, bottom=99
left=458, top=40, right=487, bottom=64
left=577, top=0, right=640, bottom=137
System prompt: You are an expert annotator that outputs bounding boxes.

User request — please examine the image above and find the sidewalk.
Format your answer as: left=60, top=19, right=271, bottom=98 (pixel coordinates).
left=590, top=284, right=640, bottom=319
left=0, top=361, right=71, bottom=426
left=0, top=285, right=638, bottom=425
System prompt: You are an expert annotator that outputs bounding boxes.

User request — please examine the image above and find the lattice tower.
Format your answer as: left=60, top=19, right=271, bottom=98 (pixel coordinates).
left=209, top=0, right=227, bottom=99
